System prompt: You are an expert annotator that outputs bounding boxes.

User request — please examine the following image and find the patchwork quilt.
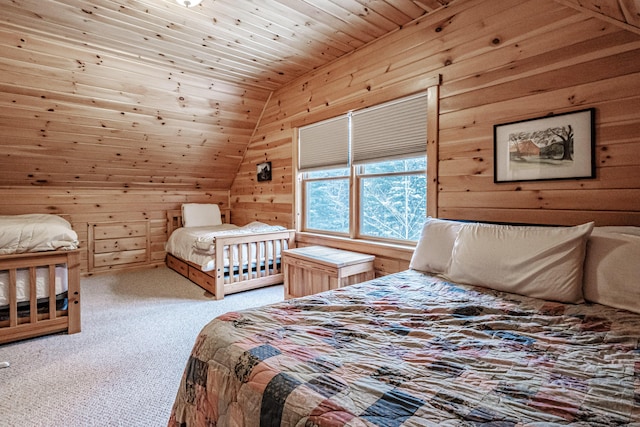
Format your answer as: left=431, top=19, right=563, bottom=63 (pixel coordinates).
left=169, top=270, right=640, bottom=426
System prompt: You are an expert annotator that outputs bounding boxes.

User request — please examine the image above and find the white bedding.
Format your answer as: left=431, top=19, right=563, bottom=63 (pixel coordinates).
left=0, top=265, right=68, bottom=307
left=0, top=214, right=79, bottom=254
left=165, top=221, right=287, bottom=272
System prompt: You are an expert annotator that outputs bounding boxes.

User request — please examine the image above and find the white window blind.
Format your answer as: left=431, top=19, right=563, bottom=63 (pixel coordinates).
left=298, top=115, right=349, bottom=171
left=351, top=92, right=428, bottom=164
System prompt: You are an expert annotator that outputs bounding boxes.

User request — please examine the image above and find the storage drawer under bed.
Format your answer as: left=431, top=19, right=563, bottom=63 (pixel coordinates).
left=166, top=253, right=189, bottom=276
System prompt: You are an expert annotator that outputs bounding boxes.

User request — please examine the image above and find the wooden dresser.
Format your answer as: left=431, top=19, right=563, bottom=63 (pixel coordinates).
left=87, top=220, right=150, bottom=273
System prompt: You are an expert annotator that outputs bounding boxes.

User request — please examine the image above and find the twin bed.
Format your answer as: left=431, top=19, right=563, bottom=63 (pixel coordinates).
left=165, top=203, right=295, bottom=300
left=169, top=218, right=640, bottom=425
left=0, top=214, right=81, bottom=344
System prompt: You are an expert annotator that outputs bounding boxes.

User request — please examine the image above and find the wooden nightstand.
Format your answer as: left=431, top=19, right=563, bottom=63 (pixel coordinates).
left=283, top=246, right=375, bottom=299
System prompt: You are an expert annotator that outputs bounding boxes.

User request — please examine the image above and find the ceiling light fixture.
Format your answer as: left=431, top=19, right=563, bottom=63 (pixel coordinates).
left=176, top=0, right=202, bottom=7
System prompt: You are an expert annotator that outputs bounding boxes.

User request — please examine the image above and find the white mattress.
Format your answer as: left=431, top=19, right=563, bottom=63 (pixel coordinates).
left=165, top=222, right=287, bottom=272
left=0, top=214, right=79, bottom=254
left=0, top=265, right=68, bottom=307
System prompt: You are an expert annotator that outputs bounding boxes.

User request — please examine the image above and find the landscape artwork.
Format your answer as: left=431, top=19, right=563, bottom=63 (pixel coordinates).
left=494, top=108, right=595, bottom=183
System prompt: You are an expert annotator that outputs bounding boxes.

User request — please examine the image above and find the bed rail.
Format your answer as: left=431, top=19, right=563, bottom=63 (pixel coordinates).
left=0, top=250, right=80, bottom=344
left=214, top=229, right=296, bottom=297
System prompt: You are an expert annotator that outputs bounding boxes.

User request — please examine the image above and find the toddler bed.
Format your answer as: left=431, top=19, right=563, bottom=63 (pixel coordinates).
left=165, top=204, right=295, bottom=300
left=0, top=214, right=80, bottom=344
left=169, top=219, right=640, bottom=426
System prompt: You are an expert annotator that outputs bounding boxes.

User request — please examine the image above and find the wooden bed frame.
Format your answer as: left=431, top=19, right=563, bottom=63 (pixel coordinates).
left=0, top=249, right=81, bottom=344
left=165, top=210, right=295, bottom=300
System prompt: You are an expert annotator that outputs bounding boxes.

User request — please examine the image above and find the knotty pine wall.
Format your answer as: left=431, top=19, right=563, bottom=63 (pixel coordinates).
left=0, top=188, right=228, bottom=275
left=0, top=6, right=263, bottom=276
left=230, top=0, right=640, bottom=275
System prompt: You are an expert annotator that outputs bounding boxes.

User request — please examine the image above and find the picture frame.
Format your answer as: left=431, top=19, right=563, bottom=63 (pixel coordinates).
left=493, top=108, right=595, bottom=183
left=257, top=161, right=272, bottom=182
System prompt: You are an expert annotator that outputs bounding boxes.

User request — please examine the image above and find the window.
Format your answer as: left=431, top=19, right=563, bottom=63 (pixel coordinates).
left=298, top=93, right=429, bottom=243
left=358, top=158, right=426, bottom=241
left=304, top=168, right=350, bottom=234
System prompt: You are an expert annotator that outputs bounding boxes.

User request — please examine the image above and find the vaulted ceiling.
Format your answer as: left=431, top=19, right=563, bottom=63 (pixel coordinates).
left=0, top=0, right=638, bottom=189
left=43, top=0, right=448, bottom=91
left=557, top=0, right=640, bottom=34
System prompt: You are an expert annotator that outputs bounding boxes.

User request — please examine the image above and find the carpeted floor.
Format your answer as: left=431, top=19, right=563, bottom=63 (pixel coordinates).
left=0, top=267, right=284, bottom=426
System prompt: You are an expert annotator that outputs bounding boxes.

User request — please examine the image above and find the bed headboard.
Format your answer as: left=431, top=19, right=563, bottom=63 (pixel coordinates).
left=166, top=208, right=231, bottom=236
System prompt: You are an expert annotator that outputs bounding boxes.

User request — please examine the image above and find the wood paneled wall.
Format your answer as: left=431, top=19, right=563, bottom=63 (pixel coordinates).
left=0, top=22, right=268, bottom=190
left=0, top=188, right=228, bottom=275
left=0, top=4, right=256, bottom=275
left=230, top=0, right=640, bottom=275
left=1, top=0, right=638, bottom=277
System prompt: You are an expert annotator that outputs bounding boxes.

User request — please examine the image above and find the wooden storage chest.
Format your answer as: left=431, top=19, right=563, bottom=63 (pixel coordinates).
left=283, top=246, right=375, bottom=299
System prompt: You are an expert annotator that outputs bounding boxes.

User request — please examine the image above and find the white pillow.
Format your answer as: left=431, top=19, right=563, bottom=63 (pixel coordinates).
left=181, top=204, right=222, bottom=228
left=583, top=227, right=640, bottom=314
left=445, top=222, right=594, bottom=303
left=410, top=218, right=465, bottom=274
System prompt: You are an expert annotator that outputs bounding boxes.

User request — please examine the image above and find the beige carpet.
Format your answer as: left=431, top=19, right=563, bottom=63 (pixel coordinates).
left=0, top=267, right=284, bottom=426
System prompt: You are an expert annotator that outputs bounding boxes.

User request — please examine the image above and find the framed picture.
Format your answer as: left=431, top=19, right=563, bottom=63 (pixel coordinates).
left=257, top=161, right=272, bottom=182
left=494, top=108, right=595, bottom=183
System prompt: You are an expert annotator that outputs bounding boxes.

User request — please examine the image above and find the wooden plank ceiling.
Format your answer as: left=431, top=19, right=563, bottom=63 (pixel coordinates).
left=557, top=0, right=640, bottom=33
left=0, top=0, right=637, bottom=190
left=0, top=0, right=443, bottom=189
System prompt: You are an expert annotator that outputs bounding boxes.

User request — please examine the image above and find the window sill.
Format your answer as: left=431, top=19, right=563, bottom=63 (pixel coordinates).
left=295, top=231, right=415, bottom=262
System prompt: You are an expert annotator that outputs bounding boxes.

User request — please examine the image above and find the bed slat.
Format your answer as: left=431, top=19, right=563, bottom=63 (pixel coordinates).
left=29, top=267, right=37, bottom=324
left=8, top=269, right=17, bottom=328
left=48, top=264, right=56, bottom=320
